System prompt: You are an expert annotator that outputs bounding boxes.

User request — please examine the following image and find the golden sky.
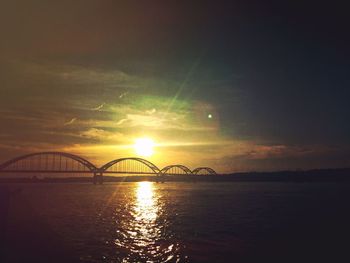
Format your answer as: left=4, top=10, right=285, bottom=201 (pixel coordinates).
left=1, top=1, right=349, bottom=173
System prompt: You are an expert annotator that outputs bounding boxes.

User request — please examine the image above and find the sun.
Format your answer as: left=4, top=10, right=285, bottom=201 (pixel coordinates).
left=134, top=138, right=155, bottom=157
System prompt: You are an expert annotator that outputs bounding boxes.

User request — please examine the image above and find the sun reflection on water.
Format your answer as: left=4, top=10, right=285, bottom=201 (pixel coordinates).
left=132, top=181, right=159, bottom=245
left=135, top=181, right=157, bottom=220
left=113, top=182, right=184, bottom=262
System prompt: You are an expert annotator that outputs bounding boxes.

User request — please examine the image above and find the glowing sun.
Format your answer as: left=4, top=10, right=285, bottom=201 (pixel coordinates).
left=134, top=138, right=155, bottom=157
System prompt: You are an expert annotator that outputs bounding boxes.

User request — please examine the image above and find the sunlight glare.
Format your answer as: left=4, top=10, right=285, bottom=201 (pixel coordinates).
left=132, top=181, right=159, bottom=245
left=135, top=181, right=157, bottom=221
left=134, top=138, right=155, bottom=157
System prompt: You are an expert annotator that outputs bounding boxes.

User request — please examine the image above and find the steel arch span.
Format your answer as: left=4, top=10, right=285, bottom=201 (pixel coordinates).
left=0, top=152, right=97, bottom=173
left=192, top=167, right=217, bottom=175
left=160, top=164, right=192, bottom=175
left=100, top=157, right=160, bottom=175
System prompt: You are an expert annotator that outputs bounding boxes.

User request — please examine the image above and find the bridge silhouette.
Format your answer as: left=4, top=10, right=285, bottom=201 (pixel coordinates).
left=0, top=152, right=217, bottom=184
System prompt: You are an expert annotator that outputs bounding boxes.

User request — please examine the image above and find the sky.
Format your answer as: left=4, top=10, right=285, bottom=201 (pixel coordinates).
left=0, top=0, right=349, bottom=173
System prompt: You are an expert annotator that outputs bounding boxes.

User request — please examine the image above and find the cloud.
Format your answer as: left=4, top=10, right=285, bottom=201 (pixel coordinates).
left=111, top=112, right=214, bottom=132
left=91, top=103, right=106, bottom=111
left=116, top=119, right=129, bottom=125
left=119, top=92, right=128, bottom=99
left=146, top=108, right=156, bottom=115
left=2, top=58, right=349, bottom=173
left=202, top=141, right=313, bottom=161
left=4, top=60, right=161, bottom=99
left=59, top=66, right=132, bottom=88
left=64, top=118, right=77, bottom=126
left=80, top=128, right=126, bottom=143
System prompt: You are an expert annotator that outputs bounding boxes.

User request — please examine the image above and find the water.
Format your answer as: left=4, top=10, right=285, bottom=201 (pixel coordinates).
left=2, top=182, right=350, bottom=262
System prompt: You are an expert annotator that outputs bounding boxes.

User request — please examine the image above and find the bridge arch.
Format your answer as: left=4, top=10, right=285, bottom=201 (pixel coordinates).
left=192, top=167, right=217, bottom=175
left=160, top=164, right=192, bottom=175
left=0, top=152, right=97, bottom=173
left=100, top=157, right=160, bottom=174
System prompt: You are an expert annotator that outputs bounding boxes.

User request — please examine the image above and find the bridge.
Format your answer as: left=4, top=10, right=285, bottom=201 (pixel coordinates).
left=0, top=152, right=217, bottom=184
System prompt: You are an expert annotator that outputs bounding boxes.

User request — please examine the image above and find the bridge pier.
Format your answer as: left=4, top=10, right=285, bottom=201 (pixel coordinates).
left=156, top=173, right=165, bottom=183
left=93, top=172, right=103, bottom=184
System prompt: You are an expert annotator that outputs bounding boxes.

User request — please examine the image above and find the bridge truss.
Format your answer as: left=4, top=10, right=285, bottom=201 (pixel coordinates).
left=0, top=152, right=218, bottom=183
left=0, top=152, right=97, bottom=174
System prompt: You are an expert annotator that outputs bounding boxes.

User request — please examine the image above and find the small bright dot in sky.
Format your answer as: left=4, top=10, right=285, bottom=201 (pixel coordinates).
left=208, top=114, right=213, bottom=119
left=134, top=138, right=155, bottom=157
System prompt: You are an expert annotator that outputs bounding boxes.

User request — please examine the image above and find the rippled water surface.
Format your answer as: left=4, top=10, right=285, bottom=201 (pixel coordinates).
left=3, top=182, right=350, bottom=262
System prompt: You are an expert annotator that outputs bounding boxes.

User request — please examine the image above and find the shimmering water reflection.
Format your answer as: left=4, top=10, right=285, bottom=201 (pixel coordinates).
left=130, top=182, right=159, bottom=248
left=114, top=182, right=182, bottom=262
left=5, top=182, right=350, bottom=262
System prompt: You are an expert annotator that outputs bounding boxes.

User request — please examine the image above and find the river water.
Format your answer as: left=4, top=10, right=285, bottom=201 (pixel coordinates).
left=2, top=182, right=350, bottom=262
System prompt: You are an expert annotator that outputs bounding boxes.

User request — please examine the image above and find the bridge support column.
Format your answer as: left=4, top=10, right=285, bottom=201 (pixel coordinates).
left=93, top=172, right=103, bottom=184
left=156, top=173, right=165, bottom=183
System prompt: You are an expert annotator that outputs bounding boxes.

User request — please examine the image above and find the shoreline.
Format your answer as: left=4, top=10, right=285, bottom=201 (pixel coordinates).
left=1, top=168, right=350, bottom=183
